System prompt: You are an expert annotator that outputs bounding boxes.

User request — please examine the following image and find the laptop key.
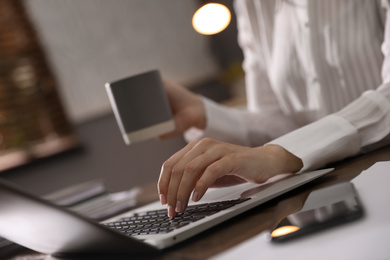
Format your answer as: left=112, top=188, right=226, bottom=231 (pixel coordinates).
left=105, top=198, right=250, bottom=236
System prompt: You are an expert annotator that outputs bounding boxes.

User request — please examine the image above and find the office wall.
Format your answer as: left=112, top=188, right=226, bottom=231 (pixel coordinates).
left=24, top=0, right=220, bottom=123
left=2, top=1, right=245, bottom=194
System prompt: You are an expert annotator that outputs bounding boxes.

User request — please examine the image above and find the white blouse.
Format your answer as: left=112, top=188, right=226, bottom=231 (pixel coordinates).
left=185, top=0, right=390, bottom=172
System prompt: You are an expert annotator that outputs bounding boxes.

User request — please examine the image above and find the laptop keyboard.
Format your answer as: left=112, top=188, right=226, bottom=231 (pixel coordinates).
left=103, top=198, right=250, bottom=236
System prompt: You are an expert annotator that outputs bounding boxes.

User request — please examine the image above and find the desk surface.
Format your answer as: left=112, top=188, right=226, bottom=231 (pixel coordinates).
left=5, top=145, right=390, bottom=260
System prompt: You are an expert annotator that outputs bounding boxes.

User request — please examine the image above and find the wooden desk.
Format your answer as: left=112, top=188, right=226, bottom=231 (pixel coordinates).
left=6, top=145, right=390, bottom=260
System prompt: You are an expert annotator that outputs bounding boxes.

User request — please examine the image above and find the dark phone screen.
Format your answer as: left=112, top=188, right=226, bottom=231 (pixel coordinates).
left=269, top=182, right=364, bottom=242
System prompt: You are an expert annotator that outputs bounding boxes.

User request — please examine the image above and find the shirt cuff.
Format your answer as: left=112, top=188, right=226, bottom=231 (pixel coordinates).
left=267, top=114, right=360, bottom=172
left=184, top=97, right=250, bottom=146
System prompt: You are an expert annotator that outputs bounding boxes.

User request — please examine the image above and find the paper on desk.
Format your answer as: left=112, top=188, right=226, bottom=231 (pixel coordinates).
left=211, top=161, right=390, bottom=260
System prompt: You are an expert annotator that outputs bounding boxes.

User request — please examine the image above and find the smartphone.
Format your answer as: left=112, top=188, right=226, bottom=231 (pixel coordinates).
left=268, top=182, right=364, bottom=242
left=105, top=70, right=174, bottom=145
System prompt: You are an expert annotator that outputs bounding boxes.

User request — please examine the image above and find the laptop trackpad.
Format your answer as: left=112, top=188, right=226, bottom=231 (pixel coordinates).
left=199, top=174, right=293, bottom=203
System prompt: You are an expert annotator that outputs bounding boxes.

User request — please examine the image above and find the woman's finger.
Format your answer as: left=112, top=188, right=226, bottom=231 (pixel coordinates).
left=175, top=150, right=225, bottom=212
left=157, top=141, right=197, bottom=205
left=166, top=139, right=226, bottom=216
left=192, top=156, right=237, bottom=202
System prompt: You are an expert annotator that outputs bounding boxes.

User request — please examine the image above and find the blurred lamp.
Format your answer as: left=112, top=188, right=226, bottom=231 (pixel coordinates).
left=192, top=3, right=231, bottom=35
left=271, top=225, right=300, bottom=238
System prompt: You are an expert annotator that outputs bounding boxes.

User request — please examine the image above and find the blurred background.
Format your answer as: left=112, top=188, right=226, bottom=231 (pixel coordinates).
left=0, top=0, right=245, bottom=196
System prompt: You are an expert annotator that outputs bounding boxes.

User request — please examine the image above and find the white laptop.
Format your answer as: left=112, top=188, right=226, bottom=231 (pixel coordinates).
left=0, top=168, right=332, bottom=256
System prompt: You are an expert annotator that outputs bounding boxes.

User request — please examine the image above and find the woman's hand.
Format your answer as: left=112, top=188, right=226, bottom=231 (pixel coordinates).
left=157, top=138, right=303, bottom=217
left=159, top=80, right=206, bottom=139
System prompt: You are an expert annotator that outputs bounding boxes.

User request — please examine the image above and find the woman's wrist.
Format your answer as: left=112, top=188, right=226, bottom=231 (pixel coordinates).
left=261, top=144, right=303, bottom=174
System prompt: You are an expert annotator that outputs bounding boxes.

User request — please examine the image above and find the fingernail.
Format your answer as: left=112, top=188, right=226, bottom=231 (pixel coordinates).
left=192, top=191, right=199, bottom=202
left=175, top=201, right=183, bottom=213
left=159, top=194, right=167, bottom=205
left=168, top=205, right=176, bottom=218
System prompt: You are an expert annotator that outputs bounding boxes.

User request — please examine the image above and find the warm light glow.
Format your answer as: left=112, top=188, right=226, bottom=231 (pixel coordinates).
left=271, top=225, right=300, bottom=237
left=192, top=3, right=231, bottom=35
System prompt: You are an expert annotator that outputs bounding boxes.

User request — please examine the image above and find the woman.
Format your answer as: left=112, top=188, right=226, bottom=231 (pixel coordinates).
left=158, top=0, right=390, bottom=217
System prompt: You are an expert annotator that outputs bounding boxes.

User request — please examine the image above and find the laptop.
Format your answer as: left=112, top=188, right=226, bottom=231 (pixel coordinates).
left=0, top=168, right=332, bottom=256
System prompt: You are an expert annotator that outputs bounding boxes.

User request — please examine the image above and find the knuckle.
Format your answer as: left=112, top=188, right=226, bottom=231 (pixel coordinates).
left=185, top=161, right=199, bottom=173
left=207, top=163, right=222, bottom=175
left=171, top=165, right=183, bottom=177
left=157, top=175, right=168, bottom=191
left=162, top=159, right=174, bottom=171
left=199, top=137, right=215, bottom=146
left=157, top=183, right=162, bottom=193
left=188, top=140, right=199, bottom=147
left=157, top=184, right=166, bottom=195
left=157, top=180, right=163, bottom=189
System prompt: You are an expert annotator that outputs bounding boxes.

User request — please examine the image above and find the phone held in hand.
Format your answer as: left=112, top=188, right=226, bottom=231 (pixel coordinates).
left=268, top=182, right=364, bottom=242
left=105, top=70, right=174, bottom=145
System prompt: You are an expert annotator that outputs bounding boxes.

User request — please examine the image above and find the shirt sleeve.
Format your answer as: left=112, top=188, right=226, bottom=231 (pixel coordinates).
left=184, top=97, right=297, bottom=147
left=269, top=1, right=390, bottom=172
left=183, top=97, right=250, bottom=146
left=269, top=85, right=390, bottom=172
left=184, top=0, right=299, bottom=147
